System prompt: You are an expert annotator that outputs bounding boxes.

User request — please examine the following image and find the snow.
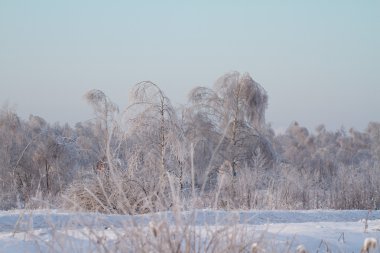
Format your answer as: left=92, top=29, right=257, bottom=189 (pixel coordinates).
left=0, top=209, right=379, bottom=252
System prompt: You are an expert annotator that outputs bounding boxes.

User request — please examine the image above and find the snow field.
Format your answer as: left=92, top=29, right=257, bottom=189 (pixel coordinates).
left=0, top=209, right=380, bottom=252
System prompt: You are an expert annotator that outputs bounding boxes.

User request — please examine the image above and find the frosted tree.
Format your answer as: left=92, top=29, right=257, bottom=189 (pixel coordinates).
left=187, top=72, right=274, bottom=180
left=275, top=122, right=339, bottom=180
left=281, top=122, right=314, bottom=167
left=367, top=122, right=380, bottom=161
left=84, top=89, right=120, bottom=172
left=0, top=107, right=26, bottom=208
left=125, top=81, right=185, bottom=191
left=30, top=120, right=78, bottom=195
left=346, top=128, right=371, bottom=165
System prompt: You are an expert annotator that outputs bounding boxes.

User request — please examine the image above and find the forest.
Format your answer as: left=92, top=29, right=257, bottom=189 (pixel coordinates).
left=1, top=71, right=380, bottom=213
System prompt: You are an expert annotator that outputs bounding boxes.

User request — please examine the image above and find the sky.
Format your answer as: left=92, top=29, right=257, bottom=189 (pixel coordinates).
left=0, top=0, right=379, bottom=132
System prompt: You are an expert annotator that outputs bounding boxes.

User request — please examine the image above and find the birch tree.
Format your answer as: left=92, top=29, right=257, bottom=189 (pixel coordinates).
left=187, top=72, right=274, bottom=180
left=84, top=89, right=120, bottom=172
left=125, top=81, right=185, bottom=190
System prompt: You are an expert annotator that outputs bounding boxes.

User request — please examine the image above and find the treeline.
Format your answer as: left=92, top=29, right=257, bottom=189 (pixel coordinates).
left=1, top=72, right=379, bottom=211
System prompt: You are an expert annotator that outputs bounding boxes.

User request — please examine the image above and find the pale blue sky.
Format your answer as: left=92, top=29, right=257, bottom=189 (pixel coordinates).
left=0, top=0, right=379, bottom=131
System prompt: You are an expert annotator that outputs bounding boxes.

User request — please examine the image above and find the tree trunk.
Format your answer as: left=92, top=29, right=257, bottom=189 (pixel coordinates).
left=45, top=159, right=50, bottom=193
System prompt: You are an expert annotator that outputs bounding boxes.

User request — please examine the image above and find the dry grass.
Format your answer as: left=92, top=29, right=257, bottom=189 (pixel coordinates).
left=60, top=160, right=380, bottom=216
left=18, top=209, right=283, bottom=253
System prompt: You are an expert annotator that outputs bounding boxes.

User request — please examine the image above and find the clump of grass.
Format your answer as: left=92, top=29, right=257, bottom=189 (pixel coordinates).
left=61, top=167, right=180, bottom=215
left=361, top=237, right=377, bottom=253
left=296, top=244, right=308, bottom=253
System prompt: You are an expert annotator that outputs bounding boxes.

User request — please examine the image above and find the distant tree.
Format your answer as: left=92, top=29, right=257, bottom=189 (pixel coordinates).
left=30, top=119, right=78, bottom=195
left=281, top=122, right=314, bottom=167
left=276, top=122, right=339, bottom=180
left=346, top=128, right=371, bottom=165
left=367, top=122, right=380, bottom=161
left=0, top=107, right=26, bottom=208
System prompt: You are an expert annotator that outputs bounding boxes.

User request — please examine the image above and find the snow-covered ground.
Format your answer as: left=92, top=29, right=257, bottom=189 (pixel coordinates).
left=0, top=209, right=379, bottom=252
